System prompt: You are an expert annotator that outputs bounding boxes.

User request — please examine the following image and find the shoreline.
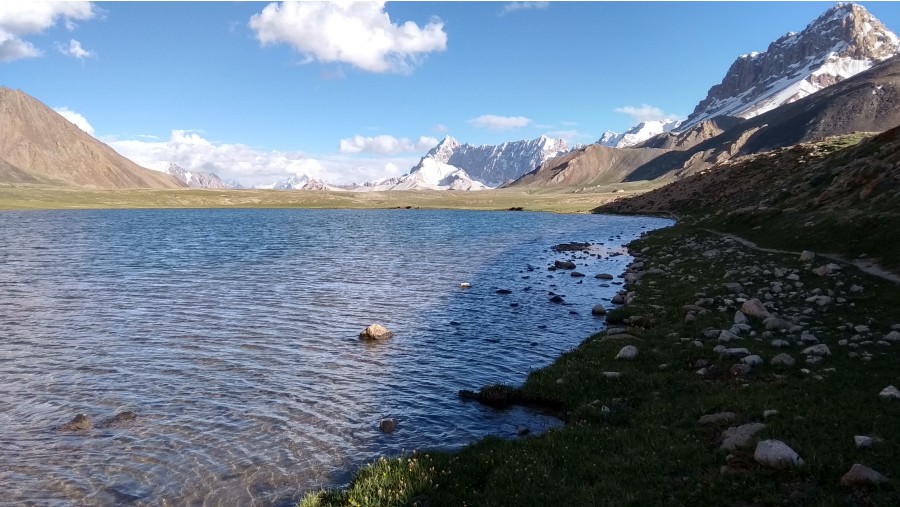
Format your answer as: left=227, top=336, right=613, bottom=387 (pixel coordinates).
left=301, top=221, right=900, bottom=506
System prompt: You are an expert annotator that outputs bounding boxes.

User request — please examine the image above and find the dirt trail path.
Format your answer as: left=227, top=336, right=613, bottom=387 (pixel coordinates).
left=702, top=228, right=900, bottom=285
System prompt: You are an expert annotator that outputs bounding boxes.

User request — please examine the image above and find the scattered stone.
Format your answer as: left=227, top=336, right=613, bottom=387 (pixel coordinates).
left=595, top=273, right=614, bottom=280
left=724, top=283, right=744, bottom=294
left=741, top=299, right=772, bottom=319
left=770, top=339, right=791, bottom=348
left=730, top=364, right=752, bottom=377
left=615, top=345, right=639, bottom=360
left=602, top=371, right=621, bottom=380
left=799, top=250, right=815, bottom=262
left=720, top=423, right=767, bottom=451
left=720, top=348, right=750, bottom=360
left=698, top=412, right=736, bottom=426
left=855, top=325, right=871, bottom=333
left=879, top=385, right=900, bottom=400
left=516, top=426, right=530, bottom=436
left=59, top=414, right=92, bottom=431
left=771, top=353, right=796, bottom=367
left=763, top=410, right=779, bottom=419
left=611, top=294, right=625, bottom=304
left=718, top=330, right=740, bottom=343
left=754, top=440, right=804, bottom=468
left=854, top=435, right=878, bottom=448
left=799, top=331, right=818, bottom=344
left=360, top=324, right=393, bottom=341
left=459, top=282, right=471, bottom=289
left=571, top=271, right=585, bottom=278
left=591, top=305, right=607, bottom=316
left=840, top=464, right=888, bottom=486
left=884, top=331, right=900, bottom=342
left=764, top=317, right=790, bottom=331
left=733, top=311, right=748, bottom=325
left=380, top=418, right=397, bottom=434
left=802, top=344, right=831, bottom=357
left=496, top=289, right=512, bottom=295
left=554, top=260, right=576, bottom=270
left=742, top=355, right=764, bottom=367
left=549, top=295, right=565, bottom=304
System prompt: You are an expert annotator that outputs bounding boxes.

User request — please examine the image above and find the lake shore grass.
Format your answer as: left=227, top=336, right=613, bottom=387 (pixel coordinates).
left=0, top=182, right=664, bottom=214
left=300, top=223, right=900, bottom=506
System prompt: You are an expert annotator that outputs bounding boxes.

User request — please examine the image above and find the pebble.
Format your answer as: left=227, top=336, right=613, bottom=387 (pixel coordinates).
left=840, top=464, right=888, bottom=486
left=802, top=344, right=831, bottom=357
left=854, top=435, right=877, bottom=448
left=754, top=439, right=804, bottom=468
left=615, top=345, right=639, bottom=360
left=741, top=355, right=764, bottom=367
left=770, top=353, right=796, bottom=367
left=698, top=412, right=736, bottom=425
left=720, top=423, right=766, bottom=451
left=879, top=385, right=900, bottom=400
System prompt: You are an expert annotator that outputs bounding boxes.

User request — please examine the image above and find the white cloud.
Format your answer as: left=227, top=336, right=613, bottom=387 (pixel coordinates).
left=0, top=1, right=95, bottom=63
left=502, top=2, right=549, bottom=14
left=56, top=38, right=93, bottom=59
left=468, top=114, right=532, bottom=130
left=339, top=134, right=438, bottom=154
left=431, top=123, right=448, bottom=133
left=53, top=107, right=95, bottom=135
left=106, top=129, right=421, bottom=187
left=249, top=1, right=447, bottom=74
left=613, top=104, right=682, bottom=123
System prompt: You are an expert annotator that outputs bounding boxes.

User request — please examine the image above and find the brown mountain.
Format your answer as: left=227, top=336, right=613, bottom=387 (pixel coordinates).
left=624, top=53, right=900, bottom=182
left=0, top=87, right=185, bottom=189
left=506, top=144, right=668, bottom=189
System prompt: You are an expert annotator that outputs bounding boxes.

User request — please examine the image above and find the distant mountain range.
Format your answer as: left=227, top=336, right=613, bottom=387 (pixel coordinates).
left=509, top=3, right=900, bottom=189
left=1, top=3, right=897, bottom=194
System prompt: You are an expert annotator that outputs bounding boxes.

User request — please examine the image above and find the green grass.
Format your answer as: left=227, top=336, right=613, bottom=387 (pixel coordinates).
left=0, top=182, right=665, bottom=214
left=301, top=224, right=900, bottom=506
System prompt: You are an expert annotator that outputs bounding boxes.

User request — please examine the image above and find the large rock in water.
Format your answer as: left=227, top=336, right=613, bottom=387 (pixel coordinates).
left=360, top=324, right=393, bottom=341
left=59, top=413, right=92, bottom=431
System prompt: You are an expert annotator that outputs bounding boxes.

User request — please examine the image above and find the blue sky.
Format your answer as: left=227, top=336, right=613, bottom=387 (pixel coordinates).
left=2, top=1, right=899, bottom=185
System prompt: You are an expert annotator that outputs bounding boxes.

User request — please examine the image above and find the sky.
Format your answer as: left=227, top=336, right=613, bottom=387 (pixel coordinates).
left=2, top=1, right=899, bottom=186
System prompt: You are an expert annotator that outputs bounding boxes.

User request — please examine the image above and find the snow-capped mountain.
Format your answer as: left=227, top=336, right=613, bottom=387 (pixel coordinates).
left=427, top=135, right=569, bottom=187
left=269, top=174, right=341, bottom=191
left=166, top=163, right=230, bottom=189
left=599, top=119, right=681, bottom=148
left=389, top=157, right=488, bottom=191
left=679, top=3, right=900, bottom=131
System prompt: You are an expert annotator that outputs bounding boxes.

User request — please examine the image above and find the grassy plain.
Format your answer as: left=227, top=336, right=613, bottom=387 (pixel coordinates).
left=0, top=182, right=664, bottom=214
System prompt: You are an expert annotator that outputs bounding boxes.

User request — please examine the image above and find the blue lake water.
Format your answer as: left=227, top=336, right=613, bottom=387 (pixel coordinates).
left=0, top=208, right=671, bottom=506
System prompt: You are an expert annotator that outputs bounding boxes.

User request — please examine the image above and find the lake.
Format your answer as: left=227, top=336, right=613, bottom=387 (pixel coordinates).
left=0, top=208, right=671, bottom=506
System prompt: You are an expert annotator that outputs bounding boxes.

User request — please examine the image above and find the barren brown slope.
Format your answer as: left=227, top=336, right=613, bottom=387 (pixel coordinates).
left=599, top=128, right=900, bottom=270
left=507, top=144, right=668, bottom=188
left=624, top=55, right=900, bottom=182
left=0, top=87, right=184, bottom=189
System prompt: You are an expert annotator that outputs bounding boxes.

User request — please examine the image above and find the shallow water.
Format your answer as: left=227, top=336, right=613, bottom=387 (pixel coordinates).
left=0, top=208, right=671, bottom=506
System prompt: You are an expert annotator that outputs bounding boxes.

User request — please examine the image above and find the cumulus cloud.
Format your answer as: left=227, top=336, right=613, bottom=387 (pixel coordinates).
left=502, top=2, right=549, bottom=14
left=613, top=104, right=681, bottom=123
left=249, top=1, right=447, bottom=74
left=106, top=130, right=421, bottom=187
left=468, top=114, right=532, bottom=130
left=53, top=107, right=95, bottom=135
left=56, top=39, right=94, bottom=59
left=0, top=1, right=95, bottom=63
left=339, top=134, right=438, bottom=154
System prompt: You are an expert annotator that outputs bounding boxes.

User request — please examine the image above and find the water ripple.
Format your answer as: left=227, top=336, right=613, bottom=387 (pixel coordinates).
left=0, top=208, right=670, bottom=506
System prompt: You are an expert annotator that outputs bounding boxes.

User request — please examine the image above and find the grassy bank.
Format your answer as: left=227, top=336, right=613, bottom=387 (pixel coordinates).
left=302, top=224, right=900, bottom=506
left=0, top=182, right=663, bottom=214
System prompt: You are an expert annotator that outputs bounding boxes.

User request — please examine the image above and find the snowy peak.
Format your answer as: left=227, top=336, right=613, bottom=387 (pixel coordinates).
left=440, top=135, right=569, bottom=187
left=681, top=3, right=900, bottom=130
left=271, top=174, right=339, bottom=191
left=166, top=163, right=229, bottom=189
left=599, top=119, right=681, bottom=148
left=425, top=135, right=461, bottom=163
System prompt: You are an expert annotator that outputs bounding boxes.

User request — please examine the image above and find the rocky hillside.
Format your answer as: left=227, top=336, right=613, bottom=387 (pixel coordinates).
left=0, top=87, right=184, bottom=189
left=599, top=119, right=681, bottom=149
left=508, top=144, right=668, bottom=188
left=625, top=53, right=900, bottom=181
left=599, top=127, right=900, bottom=270
left=680, top=3, right=899, bottom=130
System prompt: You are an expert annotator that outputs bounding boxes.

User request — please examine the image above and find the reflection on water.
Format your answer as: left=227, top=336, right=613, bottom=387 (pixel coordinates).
left=0, top=208, right=670, bottom=506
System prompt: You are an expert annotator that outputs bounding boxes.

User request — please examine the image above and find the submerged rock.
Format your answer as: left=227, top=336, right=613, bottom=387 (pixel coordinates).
left=96, top=411, right=137, bottom=429
left=554, top=260, right=576, bottom=270
left=59, top=414, right=92, bottom=431
left=379, top=419, right=397, bottom=434
left=360, top=324, right=393, bottom=341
